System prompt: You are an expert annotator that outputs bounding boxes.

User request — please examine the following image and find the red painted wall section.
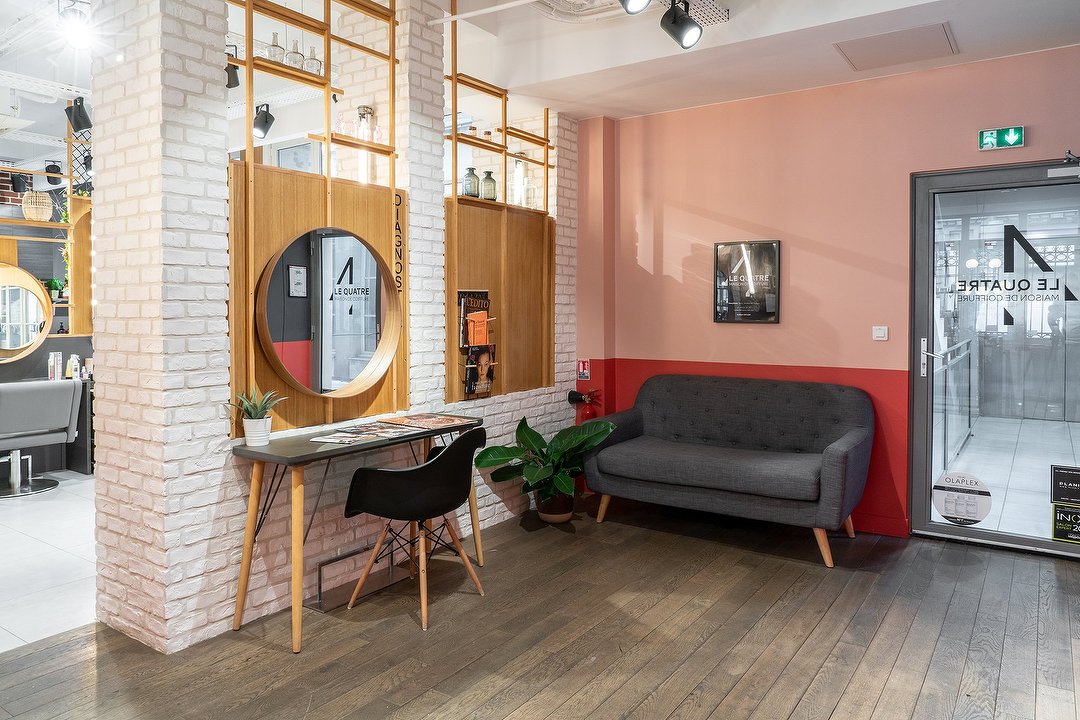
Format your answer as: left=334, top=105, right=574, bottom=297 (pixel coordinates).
left=273, top=340, right=312, bottom=388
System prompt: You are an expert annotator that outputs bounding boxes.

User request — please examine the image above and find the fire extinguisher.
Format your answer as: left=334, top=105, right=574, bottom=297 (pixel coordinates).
left=568, top=389, right=599, bottom=423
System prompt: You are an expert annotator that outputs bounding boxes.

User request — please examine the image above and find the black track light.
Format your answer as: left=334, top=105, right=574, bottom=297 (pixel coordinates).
left=84, top=153, right=93, bottom=176
left=252, top=103, right=275, bottom=139
left=225, top=44, right=240, bottom=89
left=660, top=0, right=702, bottom=49
left=619, top=0, right=651, bottom=13
left=45, top=162, right=62, bottom=185
left=65, top=96, right=92, bottom=132
left=11, top=174, right=28, bottom=194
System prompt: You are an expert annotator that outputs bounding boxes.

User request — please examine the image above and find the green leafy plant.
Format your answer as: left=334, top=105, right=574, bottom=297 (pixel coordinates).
left=226, top=389, right=287, bottom=420
left=44, top=278, right=64, bottom=293
left=475, top=417, right=616, bottom=500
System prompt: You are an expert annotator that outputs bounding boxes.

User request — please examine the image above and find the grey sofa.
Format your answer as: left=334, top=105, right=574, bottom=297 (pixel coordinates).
left=584, top=374, right=875, bottom=567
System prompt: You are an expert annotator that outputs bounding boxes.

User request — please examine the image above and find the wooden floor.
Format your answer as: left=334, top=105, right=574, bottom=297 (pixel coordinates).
left=2, top=497, right=1079, bottom=720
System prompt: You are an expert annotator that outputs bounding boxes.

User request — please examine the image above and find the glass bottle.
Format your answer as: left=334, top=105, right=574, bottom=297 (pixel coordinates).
left=511, top=157, right=526, bottom=205
left=482, top=130, right=493, bottom=144
left=462, top=167, right=480, bottom=198
left=266, top=32, right=285, bottom=63
left=303, top=47, right=322, bottom=75
left=357, top=106, right=375, bottom=142
left=285, top=40, right=304, bottom=69
left=480, top=171, right=497, bottom=201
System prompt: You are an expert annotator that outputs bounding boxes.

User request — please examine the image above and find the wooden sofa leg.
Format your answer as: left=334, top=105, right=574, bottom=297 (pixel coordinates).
left=597, top=495, right=612, bottom=523
left=843, top=515, right=855, bottom=538
left=813, top=528, right=835, bottom=568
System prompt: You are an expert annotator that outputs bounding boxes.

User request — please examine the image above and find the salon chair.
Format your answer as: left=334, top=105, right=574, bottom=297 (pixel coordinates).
left=0, top=379, right=82, bottom=498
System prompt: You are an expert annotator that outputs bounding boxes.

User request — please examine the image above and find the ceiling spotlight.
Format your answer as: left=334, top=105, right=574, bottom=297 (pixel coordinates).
left=65, top=96, right=92, bottom=132
left=660, top=0, right=703, bottom=49
left=225, top=44, right=240, bottom=89
left=58, top=0, right=92, bottom=49
left=84, top=153, right=93, bottom=176
left=252, top=103, right=275, bottom=139
left=45, top=161, right=62, bottom=185
left=11, top=174, right=29, bottom=194
left=619, top=0, right=652, bottom=14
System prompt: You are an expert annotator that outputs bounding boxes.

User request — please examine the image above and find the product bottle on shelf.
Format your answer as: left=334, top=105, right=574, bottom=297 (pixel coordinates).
left=266, top=32, right=285, bottom=63
left=462, top=167, right=480, bottom=197
left=480, top=171, right=497, bottom=201
left=303, top=47, right=321, bottom=75
left=285, top=40, right=304, bottom=69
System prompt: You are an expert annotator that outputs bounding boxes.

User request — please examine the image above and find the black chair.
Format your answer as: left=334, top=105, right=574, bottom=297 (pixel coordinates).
left=344, top=427, right=486, bottom=630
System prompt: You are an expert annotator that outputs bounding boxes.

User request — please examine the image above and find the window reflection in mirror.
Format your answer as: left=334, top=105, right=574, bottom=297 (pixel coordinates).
left=263, top=229, right=385, bottom=394
left=0, top=286, right=46, bottom=351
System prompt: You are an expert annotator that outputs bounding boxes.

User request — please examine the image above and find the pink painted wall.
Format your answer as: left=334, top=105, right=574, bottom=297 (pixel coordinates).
left=578, top=45, right=1080, bottom=370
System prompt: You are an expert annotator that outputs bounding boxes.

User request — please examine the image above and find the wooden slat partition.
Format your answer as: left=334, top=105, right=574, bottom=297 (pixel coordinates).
left=68, top=196, right=92, bottom=335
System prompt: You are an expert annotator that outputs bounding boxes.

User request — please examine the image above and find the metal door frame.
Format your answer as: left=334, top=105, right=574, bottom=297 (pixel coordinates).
left=910, top=158, right=1080, bottom=556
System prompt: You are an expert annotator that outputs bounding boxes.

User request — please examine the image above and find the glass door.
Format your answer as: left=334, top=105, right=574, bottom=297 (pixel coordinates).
left=912, top=161, right=1080, bottom=554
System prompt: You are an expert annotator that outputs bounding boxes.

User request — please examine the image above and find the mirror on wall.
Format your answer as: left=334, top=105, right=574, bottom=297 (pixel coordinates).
left=0, top=263, right=52, bottom=363
left=256, top=227, right=401, bottom=397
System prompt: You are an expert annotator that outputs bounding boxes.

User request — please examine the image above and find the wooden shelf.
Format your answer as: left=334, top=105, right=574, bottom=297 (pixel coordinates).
left=252, top=57, right=339, bottom=94
left=0, top=234, right=67, bottom=244
left=307, top=132, right=395, bottom=156
left=48, top=333, right=91, bottom=338
left=503, top=126, right=551, bottom=148
left=454, top=195, right=550, bottom=216
left=446, top=73, right=507, bottom=98
left=331, top=34, right=395, bottom=64
left=447, top=134, right=506, bottom=153
left=0, top=218, right=68, bottom=230
left=509, top=153, right=554, bottom=168
left=0, top=164, right=71, bottom=181
left=336, top=0, right=394, bottom=23
left=252, top=0, right=328, bottom=34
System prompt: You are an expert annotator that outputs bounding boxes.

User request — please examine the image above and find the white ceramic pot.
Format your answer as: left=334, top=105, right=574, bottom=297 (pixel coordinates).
left=242, top=417, right=273, bottom=446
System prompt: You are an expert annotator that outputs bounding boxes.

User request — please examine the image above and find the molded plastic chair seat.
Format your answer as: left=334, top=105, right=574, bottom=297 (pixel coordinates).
left=0, top=379, right=82, bottom=498
left=344, top=427, right=486, bottom=629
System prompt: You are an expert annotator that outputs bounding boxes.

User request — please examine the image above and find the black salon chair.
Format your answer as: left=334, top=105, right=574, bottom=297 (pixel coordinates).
left=344, top=427, right=486, bottom=630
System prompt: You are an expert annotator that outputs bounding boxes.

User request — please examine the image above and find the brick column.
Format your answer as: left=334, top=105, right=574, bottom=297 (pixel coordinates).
left=90, top=0, right=233, bottom=653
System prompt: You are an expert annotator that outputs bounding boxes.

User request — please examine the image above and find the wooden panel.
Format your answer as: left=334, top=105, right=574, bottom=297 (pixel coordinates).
left=502, top=208, right=552, bottom=393
left=0, top=237, right=16, bottom=266
left=228, top=161, right=249, bottom=437
left=69, top=197, right=92, bottom=335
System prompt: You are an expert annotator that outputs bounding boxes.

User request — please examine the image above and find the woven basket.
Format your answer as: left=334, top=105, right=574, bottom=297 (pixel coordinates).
left=21, top=191, right=52, bottom=222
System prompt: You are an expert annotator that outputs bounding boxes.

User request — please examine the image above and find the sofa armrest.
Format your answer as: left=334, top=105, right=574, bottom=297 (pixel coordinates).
left=817, top=425, right=874, bottom=528
left=590, top=407, right=644, bottom=453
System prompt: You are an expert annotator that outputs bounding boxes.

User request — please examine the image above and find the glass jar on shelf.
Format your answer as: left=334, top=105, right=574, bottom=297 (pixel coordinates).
left=285, top=40, right=305, bottom=69
left=462, top=167, right=480, bottom=198
left=303, top=47, right=321, bottom=75
left=480, top=171, right=497, bottom=201
left=265, top=32, right=285, bottom=63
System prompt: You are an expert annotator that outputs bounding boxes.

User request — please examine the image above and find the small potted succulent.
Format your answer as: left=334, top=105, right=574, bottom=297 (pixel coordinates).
left=226, top=389, right=286, bottom=446
left=44, top=278, right=64, bottom=301
left=475, top=417, right=615, bottom=523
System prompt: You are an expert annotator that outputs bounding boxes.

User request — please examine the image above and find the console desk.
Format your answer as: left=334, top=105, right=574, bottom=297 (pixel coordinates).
left=231, top=414, right=483, bottom=653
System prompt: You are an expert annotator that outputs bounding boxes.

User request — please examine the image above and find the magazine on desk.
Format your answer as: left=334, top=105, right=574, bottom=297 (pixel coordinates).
left=310, top=431, right=381, bottom=445
left=380, top=413, right=475, bottom=430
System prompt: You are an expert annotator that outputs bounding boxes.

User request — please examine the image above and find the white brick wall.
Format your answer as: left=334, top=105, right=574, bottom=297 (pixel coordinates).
left=88, top=0, right=578, bottom=653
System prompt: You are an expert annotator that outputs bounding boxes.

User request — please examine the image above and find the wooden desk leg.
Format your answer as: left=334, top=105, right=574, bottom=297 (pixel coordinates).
left=290, top=466, right=305, bottom=653
left=468, top=483, right=484, bottom=566
left=233, top=460, right=265, bottom=631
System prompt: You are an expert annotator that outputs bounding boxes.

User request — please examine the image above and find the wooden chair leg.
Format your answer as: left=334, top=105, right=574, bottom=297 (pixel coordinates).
left=409, top=521, right=417, bottom=578
left=349, top=521, right=391, bottom=609
left=418, top=521, right=429, bottom=630
left=443, top=516, right=484, bottom=596
left=813, top=528, right=834, bottom=568
left=597, top=494, right=612, bottom=523
left=843, top=515, right=855, bottom=539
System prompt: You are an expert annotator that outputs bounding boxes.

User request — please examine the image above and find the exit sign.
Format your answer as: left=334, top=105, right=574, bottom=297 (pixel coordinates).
left=979, top=126, right=1025, bottom=151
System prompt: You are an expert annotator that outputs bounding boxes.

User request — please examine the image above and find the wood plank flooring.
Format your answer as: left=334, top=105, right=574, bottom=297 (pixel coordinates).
left=2, top=497, right=1079, bottom=720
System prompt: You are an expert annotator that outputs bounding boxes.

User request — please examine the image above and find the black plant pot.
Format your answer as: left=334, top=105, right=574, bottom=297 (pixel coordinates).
left=535, top=492, right=574, bottom=524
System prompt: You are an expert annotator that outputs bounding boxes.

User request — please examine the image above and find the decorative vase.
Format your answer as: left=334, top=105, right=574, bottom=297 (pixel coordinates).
left=21, top=191, right=52, bottom=221
left=462, top=167, right=480, bottom=197
left=536, top=492, right=573, bottom=524
left=266, top=32, right=285, bottom=63
left=242, top=417, right=273, bottom=446
left=303, top=47, right=322, bottom=75
left=285, top=40, right=304, bottom=69
left=480, top=171, right=497, bottom=201
left=49, top=289, right=59, bottom=300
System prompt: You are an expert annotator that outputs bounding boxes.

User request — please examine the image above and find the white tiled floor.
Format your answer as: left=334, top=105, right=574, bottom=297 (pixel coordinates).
left=931, top=416, right=1079, bottom=540
left=0, top=471, right=96, bottom=651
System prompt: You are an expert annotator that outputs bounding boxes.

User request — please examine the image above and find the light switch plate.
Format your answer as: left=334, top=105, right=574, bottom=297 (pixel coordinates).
left=872, top=325, right=889, bottom=341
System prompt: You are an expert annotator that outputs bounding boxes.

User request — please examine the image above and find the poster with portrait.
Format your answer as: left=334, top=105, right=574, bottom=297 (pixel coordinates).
left=714, top=240, right=780, bottom=323
left=465, top=344, right=496, bottom=395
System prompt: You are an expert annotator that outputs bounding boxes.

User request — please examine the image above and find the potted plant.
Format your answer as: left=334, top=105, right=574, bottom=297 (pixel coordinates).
left=226, top=389, right=286, bottom=446
left=475, top=417, right=615, bottom=523
left=44, top=278, right=64, bottom=300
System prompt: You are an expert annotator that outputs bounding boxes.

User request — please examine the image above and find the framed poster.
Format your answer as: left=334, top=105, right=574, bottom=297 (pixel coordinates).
left=714, top=240, right=780, bottom=323
left=288, top=265, right=308, bottom=298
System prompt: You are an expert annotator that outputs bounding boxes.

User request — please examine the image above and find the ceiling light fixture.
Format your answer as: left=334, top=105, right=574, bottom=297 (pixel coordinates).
left=660, top=0, right=703, bottom=49
left=619, top=0, right=651, bottom=14
left=65, top=96, right=92, bottom=132
left=252, top=103, right=275, bottom=139
left=84, top=153, right=93, bottom=176
left=57, top=0, right=92, bottom=50
left=45, top=161, right=62, bottom=185
left=10, top=174, right=29, bottom=194
left=225, top=44, right=240, bottom=89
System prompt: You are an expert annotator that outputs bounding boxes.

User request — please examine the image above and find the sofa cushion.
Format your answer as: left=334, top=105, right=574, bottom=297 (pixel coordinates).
left=595, top=435, right=821, bottom=502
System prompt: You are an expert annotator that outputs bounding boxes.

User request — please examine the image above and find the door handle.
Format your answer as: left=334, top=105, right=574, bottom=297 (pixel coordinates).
left=919, top=338, right=941, bottom=378
left=922, top=350, right=944, bottom=359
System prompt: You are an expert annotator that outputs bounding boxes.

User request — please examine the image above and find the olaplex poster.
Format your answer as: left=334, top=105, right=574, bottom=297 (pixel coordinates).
left=714, top=240, right=780, bottom=323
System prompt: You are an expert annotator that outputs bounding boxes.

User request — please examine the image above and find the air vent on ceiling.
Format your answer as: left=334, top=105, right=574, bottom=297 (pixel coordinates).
left=834, top=22, right=958, bottom=72
left=689, top=0, right=730, bottom=27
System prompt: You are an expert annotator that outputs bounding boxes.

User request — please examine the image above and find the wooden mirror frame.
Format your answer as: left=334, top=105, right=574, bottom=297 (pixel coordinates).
left=0, top=262, right=53, bottom=363
left=254, top=227, right=402, bottom=399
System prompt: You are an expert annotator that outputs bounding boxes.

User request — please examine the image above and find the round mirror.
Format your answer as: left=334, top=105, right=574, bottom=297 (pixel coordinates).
left=0, top=263, right=53, bottom=363
left=256, top=228, right=401, bottom=397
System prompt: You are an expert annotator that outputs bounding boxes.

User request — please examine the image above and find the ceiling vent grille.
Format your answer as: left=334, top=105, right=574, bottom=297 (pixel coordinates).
left=689, top=0, right=729, bottom=27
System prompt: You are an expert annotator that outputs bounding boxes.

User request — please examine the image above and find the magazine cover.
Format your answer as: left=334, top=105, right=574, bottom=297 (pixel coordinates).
left=381, top=413, right=475, bottom=430
left=457, top=290, right=490, bottom=348
left=465, top=344, right=496, bottom=395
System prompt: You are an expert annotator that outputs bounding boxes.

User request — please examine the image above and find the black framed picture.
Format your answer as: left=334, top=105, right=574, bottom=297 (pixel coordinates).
left=714, top=240, right=780, bottom=323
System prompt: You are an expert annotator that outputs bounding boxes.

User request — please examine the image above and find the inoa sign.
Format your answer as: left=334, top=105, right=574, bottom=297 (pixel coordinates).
left=979, top=126, right=1024, bottom=151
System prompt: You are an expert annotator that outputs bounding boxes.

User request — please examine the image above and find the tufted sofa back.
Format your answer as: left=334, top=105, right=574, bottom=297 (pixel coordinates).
left=635, top=375, right=873, bottom=454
